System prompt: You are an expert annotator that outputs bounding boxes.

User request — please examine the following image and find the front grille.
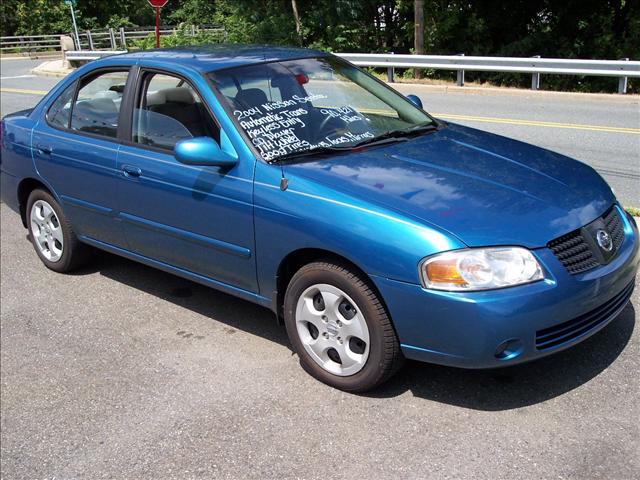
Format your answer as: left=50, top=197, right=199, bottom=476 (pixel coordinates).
left=548, top=231, right=599, bottom=274
left=603, top=206, right=625, bottom=250
left=535, top=281, right=634, bottom=350
left=548, top=205, right=625, bottom=275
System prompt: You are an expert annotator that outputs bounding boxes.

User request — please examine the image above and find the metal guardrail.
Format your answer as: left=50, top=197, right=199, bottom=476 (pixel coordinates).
left=0, top=25, right=225, bottom=54
left=65, top=50, right=127, bottom=62
left=78, top=26, right=225, bottom=51
left=337, top=53, right=640, bottom=94
left=0, top=34, right=61, bottom=53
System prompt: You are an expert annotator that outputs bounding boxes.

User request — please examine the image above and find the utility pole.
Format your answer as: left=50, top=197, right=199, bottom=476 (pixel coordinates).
left=414, top=0, right=425, bottom=79
left=65, top=0, right=81, bottom=50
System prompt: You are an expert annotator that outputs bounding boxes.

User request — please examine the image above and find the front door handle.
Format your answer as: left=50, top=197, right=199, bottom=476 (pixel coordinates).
left=36, top=145, right=53, bottom=156
left=122, top=165, right=142, bottom=178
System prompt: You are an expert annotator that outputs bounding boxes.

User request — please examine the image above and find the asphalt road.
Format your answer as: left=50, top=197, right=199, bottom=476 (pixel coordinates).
left=1, top=57, right=639, bottom=206
left=1, top=58, right=640, bottom=479
left=2, top=205, right=639, bottom=479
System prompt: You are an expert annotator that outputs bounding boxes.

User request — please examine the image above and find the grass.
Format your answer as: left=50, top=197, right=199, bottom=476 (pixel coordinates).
left=625, top=206, right=640, bottom=217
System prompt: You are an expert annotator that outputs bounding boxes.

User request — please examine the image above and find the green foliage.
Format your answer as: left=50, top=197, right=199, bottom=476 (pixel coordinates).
left=167, top=0, right=217, bottom=28
left=625, top=206, right=640, bottom=217
left=134, top=24, right=223, bottom=50
left=9, top=0, right=72, bottom=36
left=3, top=0, right=154, bottom=36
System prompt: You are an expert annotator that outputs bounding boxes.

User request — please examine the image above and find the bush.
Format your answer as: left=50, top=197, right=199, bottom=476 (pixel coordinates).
left=135, top=24, right=223, bottom=50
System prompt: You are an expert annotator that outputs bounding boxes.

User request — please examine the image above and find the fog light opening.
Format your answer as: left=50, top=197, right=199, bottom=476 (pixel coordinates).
left=495, top=339, right=524, bottom=360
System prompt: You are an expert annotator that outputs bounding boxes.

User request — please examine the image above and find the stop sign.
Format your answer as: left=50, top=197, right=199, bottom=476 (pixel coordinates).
left=147, top=0, right=168, bottom=7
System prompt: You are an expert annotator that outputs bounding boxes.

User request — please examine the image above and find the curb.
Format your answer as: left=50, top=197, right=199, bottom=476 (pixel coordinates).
left=30, top=59, right=73, bottom=78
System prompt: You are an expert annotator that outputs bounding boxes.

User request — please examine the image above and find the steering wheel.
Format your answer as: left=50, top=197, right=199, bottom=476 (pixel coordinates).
left=315, top=113, right=347, bottom=142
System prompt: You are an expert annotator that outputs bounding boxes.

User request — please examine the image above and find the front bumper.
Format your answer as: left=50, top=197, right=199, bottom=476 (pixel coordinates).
left=373, top=208, right=639, bottom=369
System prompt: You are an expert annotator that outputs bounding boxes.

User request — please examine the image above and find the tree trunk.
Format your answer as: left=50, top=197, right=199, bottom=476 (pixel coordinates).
left=383, top=2, right=395, bottom=49
left=291, top=0, right=302, bottom=46
left=414, top=0, right=425, bottom=79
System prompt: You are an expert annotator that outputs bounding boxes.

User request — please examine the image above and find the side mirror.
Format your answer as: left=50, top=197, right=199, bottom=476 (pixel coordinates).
left=174, top=137, right=237, bottom=167
left=406, top=94, right=423, bottom=109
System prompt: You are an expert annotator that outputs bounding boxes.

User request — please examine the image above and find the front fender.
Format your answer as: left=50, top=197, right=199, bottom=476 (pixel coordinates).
left=253, top=161, right=464, bottom=304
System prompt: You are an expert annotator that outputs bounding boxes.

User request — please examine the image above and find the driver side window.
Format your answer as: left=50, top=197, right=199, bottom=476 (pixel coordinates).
left=133, top=72, right=219, bottom=151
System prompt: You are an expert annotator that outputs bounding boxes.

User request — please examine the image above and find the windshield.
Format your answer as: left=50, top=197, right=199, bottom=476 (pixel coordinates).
left=209, top=56, right=435, bottom=162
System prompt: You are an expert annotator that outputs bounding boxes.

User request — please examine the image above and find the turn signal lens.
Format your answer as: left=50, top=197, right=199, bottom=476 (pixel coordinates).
left=420, top=247, right=544, bottom=291
left=425, top=259, right=466, bottom=285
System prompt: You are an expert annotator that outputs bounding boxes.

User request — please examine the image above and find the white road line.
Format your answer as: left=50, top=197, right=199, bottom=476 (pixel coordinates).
left=0, top=74, right=36, bottom=80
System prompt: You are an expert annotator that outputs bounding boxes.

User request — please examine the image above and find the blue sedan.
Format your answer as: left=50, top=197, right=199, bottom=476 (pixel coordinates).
left=1, top=45, right=638, bottom=391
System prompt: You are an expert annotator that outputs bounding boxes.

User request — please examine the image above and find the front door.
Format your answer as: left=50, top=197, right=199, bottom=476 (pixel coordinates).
left=116, top=69, right=257, bottom=292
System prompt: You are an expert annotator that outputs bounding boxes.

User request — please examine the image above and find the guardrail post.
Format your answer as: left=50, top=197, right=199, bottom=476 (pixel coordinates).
left=119, top=27, right=126, bottom=49
left=109, top=28, right=116, bottom=49
left=531, top=55, right=541, bottom=90
left=86, top=30, right=94, bottom=50
left=60, top=35, right=74, bottom=63
left=191, top=25, right=196, bottom=36
left=618, top=58, right=629, bottom=94
left=387, top=52, right=395, bottom=83
left=456, top=53, right=465, bottom=86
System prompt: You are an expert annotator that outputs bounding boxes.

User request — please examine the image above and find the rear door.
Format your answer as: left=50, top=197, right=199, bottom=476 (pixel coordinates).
left=115, top=68, right=258, bottom=292
left=32, top=68, right=132, bottom=248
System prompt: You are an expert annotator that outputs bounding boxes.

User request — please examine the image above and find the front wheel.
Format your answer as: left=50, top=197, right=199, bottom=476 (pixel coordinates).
left=283, top=261, right=403, bottom=392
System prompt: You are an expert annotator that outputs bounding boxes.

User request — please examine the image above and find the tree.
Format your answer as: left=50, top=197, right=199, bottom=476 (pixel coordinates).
left=291, top=0, right=302, bottom=45
left=414, top=0, right=425, bottom=78
left=13, top=0, right=72, bottom=35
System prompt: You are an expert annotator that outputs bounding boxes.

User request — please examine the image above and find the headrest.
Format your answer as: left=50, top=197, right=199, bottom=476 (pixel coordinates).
left=163, top=87, right=195, bottom=104
left=146, top=90, right=166, bottom=106
left=235, top=88, right=268, bottom=107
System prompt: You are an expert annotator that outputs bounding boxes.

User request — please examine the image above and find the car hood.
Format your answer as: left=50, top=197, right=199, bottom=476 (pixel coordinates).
left=283, top=123, right=615, bottom=248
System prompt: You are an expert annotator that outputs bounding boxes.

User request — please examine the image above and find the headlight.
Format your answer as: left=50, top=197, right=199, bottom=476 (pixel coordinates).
left=420, top=247, right=544, bottom=291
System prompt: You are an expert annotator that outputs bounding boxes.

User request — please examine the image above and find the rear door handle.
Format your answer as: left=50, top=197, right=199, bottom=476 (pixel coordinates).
left=122, top=165, right=142, bottom=178
left=36, top=145, right=52, bottom=156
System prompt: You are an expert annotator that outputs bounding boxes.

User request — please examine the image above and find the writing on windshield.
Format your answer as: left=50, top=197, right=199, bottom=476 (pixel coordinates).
left=210, top=56, right=433, bottom=161
left=233, top=93, right=375, bottom=161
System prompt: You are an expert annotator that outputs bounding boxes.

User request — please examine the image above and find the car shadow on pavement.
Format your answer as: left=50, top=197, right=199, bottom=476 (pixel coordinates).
left=369, top=303, right=635, bottom=410
left=75, top=248, right=634, bottom=411
left=74, top=249, right=290, bottom=348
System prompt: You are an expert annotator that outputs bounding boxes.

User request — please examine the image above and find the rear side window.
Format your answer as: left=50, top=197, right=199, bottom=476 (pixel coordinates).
left=70, top=70, right=129, bottom=138
left=46, top=81, right=76, bottom=129
left=133, top=72, right=219, bottom=150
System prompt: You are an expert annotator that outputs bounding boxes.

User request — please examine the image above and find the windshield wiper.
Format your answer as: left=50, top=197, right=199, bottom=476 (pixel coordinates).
left=352, top=123, right=438, bottom=149
left=269, top=123, right=438, bottom=163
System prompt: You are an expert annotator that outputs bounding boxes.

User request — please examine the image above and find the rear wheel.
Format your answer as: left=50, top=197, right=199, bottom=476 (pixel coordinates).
left=26, top=189, right=89, bottom=273
left=284, top=261, right=403, bottom=392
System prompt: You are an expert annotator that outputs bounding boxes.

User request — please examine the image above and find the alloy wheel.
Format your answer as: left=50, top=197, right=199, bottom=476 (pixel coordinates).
left=30, top=200, right=64, bottom=262
left=295, top=283, right=370, bottom=376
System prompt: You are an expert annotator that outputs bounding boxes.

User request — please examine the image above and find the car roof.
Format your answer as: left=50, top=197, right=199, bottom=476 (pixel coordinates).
left=112, top=44, right=329, bottom=73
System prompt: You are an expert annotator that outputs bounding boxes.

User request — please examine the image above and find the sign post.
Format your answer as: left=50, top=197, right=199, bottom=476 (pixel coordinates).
left=147, top=0, right=169, bottom=48
left=64, top=0, right=81, bottom=50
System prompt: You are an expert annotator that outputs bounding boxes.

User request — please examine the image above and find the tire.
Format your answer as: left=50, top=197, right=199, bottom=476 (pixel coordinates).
left=283, top=260, right=404, bottom=392
left=26, top=189, right=89, bottom=273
